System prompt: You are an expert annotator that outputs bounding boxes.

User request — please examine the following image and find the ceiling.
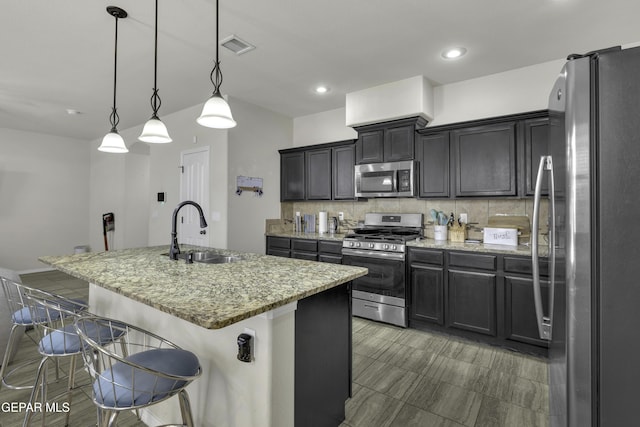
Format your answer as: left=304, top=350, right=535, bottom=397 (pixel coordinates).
left=2, top=0, right=639, bottom=141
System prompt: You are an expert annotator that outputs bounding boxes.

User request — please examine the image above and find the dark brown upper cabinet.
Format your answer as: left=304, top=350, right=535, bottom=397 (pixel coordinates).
left=521, top=117, right=550, bottom=196
left=279, top=140, right=356, bottom=202
left=305, top=148, right=332, bottom=200
left=280, top=151, right=305, bottom=201
left=332, top=144, right=356, bottom=200
left=416, top=110, right=549, bottom=199
left=451, top=122, right=518, bottom=197
left=415, top=132, right=450, bottom=198
left=354, top=117, right=427, bottom=164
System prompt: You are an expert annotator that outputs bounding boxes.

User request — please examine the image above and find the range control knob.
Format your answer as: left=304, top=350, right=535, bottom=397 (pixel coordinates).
left=392, top=245, right=397, bottom=250
left=349, top=241, right=355, bottom=247
left=356, top=242, right=361, bottom=248
left=369, top=243, right=375, bottom=249
left=383, top=244, right=389, bottom=250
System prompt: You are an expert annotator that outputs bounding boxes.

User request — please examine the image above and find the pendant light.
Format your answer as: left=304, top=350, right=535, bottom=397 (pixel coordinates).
left=196, top=0, right=236, bottom=129
left=138, top=0, right=172, bottom=143
left=99, top=6, right=129, bottom=153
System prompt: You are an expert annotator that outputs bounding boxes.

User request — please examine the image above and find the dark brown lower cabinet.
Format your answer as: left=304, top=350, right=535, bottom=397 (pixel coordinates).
left=405, top=248, right=548, bottom=355
left=505, top=275, right=550, bottom=347
left=291, top=238, right=318, bottom=261
left=318, top=240, right=343, bottom=264
left=295, top=283, right=351, bottom=426
left=266, top=236, right=343, bottom=264
left=410, top=264, right=444, bottom=325
left=266, top=236, right=290, bottom=257
left=447, top=269, right=497, bottom=336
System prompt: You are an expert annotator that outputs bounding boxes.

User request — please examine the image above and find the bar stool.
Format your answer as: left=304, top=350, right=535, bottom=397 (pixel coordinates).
left=74, top=314, right=202, bottom=427
left=20, top=285, right=121, bottom=427
left=0, top=276, right=80, bottom=391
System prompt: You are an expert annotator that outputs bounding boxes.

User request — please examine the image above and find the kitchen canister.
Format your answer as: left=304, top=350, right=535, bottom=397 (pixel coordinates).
left=434, top=225, right=448, bottom=241
left=318, top=211, right=328, bottom=234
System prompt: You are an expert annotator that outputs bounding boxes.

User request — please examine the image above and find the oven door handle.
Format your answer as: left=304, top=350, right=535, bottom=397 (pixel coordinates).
left=342, top=248, right=405, bottom=261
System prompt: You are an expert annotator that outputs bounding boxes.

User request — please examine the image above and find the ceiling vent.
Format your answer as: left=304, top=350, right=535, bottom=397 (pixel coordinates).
left=220, top=34, right=255, bottom=55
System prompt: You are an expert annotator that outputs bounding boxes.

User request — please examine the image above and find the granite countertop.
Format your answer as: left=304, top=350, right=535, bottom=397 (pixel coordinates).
left=265, top=231, right=347, bottom=241
left=407, top=239, right=550, bottom=257
left=39, top=246, right=367, bottom=330
left=266, top=231, right=549, bottom=257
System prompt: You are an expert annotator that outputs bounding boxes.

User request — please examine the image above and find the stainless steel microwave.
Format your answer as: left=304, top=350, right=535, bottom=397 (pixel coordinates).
left=355, top=160, right=416, bottom=198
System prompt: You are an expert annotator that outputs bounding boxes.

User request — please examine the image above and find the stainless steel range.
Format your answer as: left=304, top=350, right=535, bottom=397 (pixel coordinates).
left=342, top=213, right=423, bottom=327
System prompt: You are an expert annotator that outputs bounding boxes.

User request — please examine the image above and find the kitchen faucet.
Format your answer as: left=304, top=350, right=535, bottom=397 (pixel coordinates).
left=169, top=201, right=208, bottom=260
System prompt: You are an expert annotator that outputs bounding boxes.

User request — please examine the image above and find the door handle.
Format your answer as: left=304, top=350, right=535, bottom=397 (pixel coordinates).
left=532, top=155, right=553, bottom=341
left=200, top=230, right=207, bottom=235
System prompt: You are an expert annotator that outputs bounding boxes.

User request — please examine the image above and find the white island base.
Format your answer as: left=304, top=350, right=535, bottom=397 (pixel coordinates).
left=90, top=283, right=298, bottom=427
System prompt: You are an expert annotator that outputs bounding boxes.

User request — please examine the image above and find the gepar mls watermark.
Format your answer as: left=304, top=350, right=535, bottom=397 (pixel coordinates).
left=1, top=401, right=70, bottom=413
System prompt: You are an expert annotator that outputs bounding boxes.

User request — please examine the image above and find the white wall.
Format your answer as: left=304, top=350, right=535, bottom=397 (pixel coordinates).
left=293, top=107, right=356, bottom=147
left=292, top=59, right=567, bottom=141
left=145, top=104, right=228, bottom=249
left=430, top=59, right=566, bottom=126
left=88, top=99, right=288, bottom=256
left=0, top=128, right=90, bottom=271
left=88, top=132, right=150, bottom=253
left=228, top=98, right=292, bottom=254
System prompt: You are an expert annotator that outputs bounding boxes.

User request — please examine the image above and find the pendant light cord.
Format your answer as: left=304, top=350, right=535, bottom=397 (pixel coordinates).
left=109, top=12, right=120, bottom=131
left=208, top=0, right=223, bottom=96
left=149, top=0, right=161, bottom=119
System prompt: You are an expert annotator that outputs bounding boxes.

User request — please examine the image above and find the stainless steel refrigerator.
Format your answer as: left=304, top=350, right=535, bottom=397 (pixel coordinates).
left=531, top=46, right=640, bottom=427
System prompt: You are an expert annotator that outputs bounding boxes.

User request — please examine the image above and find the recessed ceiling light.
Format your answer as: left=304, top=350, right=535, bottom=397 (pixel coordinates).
left=442, top=47, right=467, bottom=59
left=315, top=85, right=330, bottom=94
left=66, top=109, right=82, bottom=115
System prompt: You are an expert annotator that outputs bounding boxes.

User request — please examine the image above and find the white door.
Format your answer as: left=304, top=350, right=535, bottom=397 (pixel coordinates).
left=180, top=147, right=210, bottom=247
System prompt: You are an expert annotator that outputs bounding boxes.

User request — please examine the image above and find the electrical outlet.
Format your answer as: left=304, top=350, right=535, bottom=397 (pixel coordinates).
left=339, top=212, right=344, bottom=221
left=459, top=213, right=468, bottom=223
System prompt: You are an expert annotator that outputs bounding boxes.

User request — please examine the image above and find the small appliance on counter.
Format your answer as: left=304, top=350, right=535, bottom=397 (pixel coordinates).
left=329, top=216, right=339, bottom=234
left=318, top=211, right=328, bottom=234
left=303, top=214, right=316, bottom=233
left=483, top=215, right=530, bottom=246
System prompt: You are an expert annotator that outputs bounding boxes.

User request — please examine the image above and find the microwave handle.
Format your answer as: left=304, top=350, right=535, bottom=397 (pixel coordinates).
left=393, top=170, right=398, bottom=192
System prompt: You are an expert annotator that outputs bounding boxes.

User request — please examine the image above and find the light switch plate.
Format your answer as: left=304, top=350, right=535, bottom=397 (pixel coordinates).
left=339, top=212, right=344, bottom=221
left=459, top=213, right=468, bottom=223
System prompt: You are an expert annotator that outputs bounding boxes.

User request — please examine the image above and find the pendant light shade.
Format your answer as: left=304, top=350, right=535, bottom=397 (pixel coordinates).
left=139, top=118, right=172, bottom=143
left=100, top=131, right=129, bottom=153
left=197, top=93, right=236, bottom=129
left=139, top=0, right=172, bottom=143
left=197, top=0, right=236, bottom=129
left=99, top=6, right=128, bottom=154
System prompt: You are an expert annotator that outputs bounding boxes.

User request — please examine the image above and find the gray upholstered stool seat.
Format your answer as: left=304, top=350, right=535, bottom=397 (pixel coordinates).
left=20, top=285, right=122, bottom=427
left=1, top=276, right=85, bottom=392
left=75, top=314, right=202, bottom=427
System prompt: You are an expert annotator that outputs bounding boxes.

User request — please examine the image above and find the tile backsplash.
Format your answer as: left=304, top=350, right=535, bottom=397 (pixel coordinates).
left=279, top=198, right=549, bottom=241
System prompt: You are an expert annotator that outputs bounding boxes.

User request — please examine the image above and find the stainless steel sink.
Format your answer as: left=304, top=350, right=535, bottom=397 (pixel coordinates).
left=162, top=251, right=243, bottom=264
left=191, top=252, right=242, bottom=264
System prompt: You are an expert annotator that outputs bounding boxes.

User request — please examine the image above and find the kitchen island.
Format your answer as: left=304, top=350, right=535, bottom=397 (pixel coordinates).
left=40, top=246, right=367, bottom=427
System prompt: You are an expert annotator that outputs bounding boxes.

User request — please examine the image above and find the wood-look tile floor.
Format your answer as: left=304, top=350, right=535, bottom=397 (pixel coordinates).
left=5, top=271, right=549, bottom=427
left=342, top=317, right=549, bottom=427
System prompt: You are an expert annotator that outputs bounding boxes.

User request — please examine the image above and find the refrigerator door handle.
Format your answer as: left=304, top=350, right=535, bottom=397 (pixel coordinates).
left=532, top=155, right=554, bottom=340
